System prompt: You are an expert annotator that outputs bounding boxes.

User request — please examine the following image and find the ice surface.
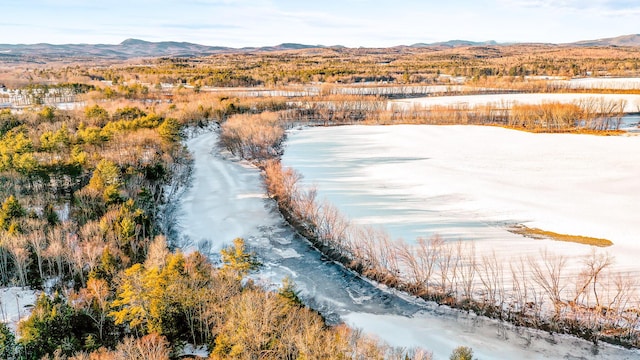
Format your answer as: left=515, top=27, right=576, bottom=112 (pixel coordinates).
left=283, top=125, right=640, bottom=273
left=563, top=77, right=640, bottom=90
left=344, top=311, right=638, bottom=360
left=174, top=133, right=279, bottom=253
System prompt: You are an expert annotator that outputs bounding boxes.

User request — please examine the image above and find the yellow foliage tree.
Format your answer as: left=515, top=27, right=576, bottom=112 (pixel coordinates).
left=220, top=238, right=258, bottom=279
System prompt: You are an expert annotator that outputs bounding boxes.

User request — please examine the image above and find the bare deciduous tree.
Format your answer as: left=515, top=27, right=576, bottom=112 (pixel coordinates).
left=4, top=233, right=30, bottom=287
left=457, top=241, right=476, bottom=302
left=529, top=250, right=567, bottom=318
left=27, top=229, right=47, bottom=284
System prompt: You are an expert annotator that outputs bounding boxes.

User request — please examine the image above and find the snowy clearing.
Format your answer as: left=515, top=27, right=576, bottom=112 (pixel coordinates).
left=391, top=93, right=640, bottom=112
left=178, top=130, right=640, bottom=359
left=0, top=287, right=37, bottom=332
left=180, top=344, right=208, bottom=358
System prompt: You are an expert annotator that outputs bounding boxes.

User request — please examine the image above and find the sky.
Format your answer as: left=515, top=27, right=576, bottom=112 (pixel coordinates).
left=1, top=0, right=640, bottom=47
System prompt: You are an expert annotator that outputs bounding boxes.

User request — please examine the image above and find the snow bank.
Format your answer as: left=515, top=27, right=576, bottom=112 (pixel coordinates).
left=345, top=311, right=638, bottom=360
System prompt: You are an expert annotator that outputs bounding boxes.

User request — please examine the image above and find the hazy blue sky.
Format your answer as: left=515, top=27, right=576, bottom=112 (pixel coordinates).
left=1, top=0, right=639, bottom=46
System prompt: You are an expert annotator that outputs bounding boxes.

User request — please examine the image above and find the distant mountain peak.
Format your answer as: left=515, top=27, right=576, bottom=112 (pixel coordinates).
left=276, top=43, right=320, bottom=49
left=2, top=34, right=640, bottom=62
left=410, top=39, right=498, bottom=48
left=120, top=38, right=151, bottom=46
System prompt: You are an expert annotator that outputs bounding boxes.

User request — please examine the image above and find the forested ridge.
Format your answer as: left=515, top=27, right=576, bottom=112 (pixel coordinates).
left=5, top=44, right=640, bottom=88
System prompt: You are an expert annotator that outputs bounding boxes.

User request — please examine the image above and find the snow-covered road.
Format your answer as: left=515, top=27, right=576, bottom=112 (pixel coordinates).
left=177, top=130, right=640, bottom=359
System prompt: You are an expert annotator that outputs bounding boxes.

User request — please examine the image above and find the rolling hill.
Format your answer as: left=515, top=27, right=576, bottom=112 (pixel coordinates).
left=568, top=34, right=640, bottom=47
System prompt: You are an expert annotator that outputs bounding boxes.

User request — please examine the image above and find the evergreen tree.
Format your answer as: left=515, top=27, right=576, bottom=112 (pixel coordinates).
left=0, top=322, right=15, bottom=360
left=18, top=293, right=92, bottom=359
left=220, top=238, right=259, bottom=279
left=157, top=117, right=181, bottom=143
left=450, top=346, right=474, bottom=360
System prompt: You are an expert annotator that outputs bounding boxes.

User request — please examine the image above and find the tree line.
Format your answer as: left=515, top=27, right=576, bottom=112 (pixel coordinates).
left=384, top=97, right=628, bottom=132
left=21, top=44, right=640, bottom=87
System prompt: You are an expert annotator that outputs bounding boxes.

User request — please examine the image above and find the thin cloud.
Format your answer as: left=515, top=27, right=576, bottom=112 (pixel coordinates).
left=160, top=23, right=243, bottom=30
left=501, top=0, right=640, bottom=11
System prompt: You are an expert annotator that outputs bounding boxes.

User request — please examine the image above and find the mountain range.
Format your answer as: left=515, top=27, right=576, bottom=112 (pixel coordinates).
left=1, top=34, right=639, bottom=62
left=0, top=38, right=331, bottom=62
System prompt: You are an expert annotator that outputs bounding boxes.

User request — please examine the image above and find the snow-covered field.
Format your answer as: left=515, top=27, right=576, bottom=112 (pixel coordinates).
left=199, top=85, right=465, bottom=97
left=334, top=85, right=464, bottom=96
left=283, top=125, right=640, bottom=273
left=54, top=101, right=85, bottom=110
left=177, top=130, right=640, bottom=359
left=392, top=93, right=640, bottom=112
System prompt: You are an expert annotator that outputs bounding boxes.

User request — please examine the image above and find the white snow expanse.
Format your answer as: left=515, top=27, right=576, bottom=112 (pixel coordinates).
left=392, top=93, right=640, bottom=112
left=177, top=130, right=640, bottom=359
left=342, top=310, right=633, bottom=360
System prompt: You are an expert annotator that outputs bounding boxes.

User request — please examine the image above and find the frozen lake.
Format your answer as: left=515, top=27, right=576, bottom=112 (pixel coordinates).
left=282, top=125, right=640, bottom=275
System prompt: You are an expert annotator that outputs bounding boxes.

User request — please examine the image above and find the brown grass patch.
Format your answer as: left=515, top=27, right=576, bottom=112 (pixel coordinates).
left=495, top=125, right=626, bottom=136
left=509, top=225, right=613, bottom=247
